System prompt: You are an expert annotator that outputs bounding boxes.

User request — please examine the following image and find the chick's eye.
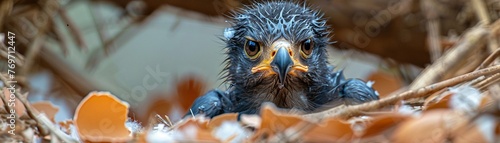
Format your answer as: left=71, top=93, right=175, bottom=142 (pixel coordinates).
left=245, top=40, right=261, bottom=59
left=301, top=39, right=314, bottom=58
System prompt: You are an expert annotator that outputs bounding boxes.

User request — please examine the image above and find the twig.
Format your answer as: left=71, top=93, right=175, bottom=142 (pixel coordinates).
left=0, top=88, right=15, bottom=116
left=164, top=115, right=173, bottom=127
left=21, top=34, right=45, bottom=76
left=304, top=64, right=500, bottom=122
left=59, top=8, right=88, bottom=51
left=471, top=0, right=491, bottom=25
left=37, top=113, right=78, bottom=143
left=472, top=0, right=500, bottom=65
left=155, top=114, right=170, bottom=127
left=427, top=20, right=442, bottom=62
left=422, top=0, right=442, bottom=62
left=0, top=74, right=46, bottom=134
left=50, top=19, right=69, bottom=56
left=476, top=48, right=500, bottom=70
left=0, top=74, right=77, bottom=142
left=89, top=5, right=107, bottom=47
left=38, top=47, right=98, bottom=97
left=22, top=1, right=60, bottom=76
left=409, top=26, right=488, bottom=90
left=476, top=73, right=500, bottom=91
left=50, top=133, right=59, bottom=143
left=0, top=43, right=25, bottom=67
left=0, top=0, right=13, bottom=32
left=103, top=18, right=139, bottom=56
left=467, top=75, right=487, bottom=86
left=85, top=17, right=140, bottom=70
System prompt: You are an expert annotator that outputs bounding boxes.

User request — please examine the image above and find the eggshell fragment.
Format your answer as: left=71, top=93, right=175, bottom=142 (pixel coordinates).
left=74, top=92, right=131, bottom=142
left=366, top=71, right=403, bottom=98
left=174, top=118, right=218, bottom=142
left=240, top=114, right=261, bottom=128
left=207, top=113, right=238, bottom=130
left=32, top=101, right=59, bottom=123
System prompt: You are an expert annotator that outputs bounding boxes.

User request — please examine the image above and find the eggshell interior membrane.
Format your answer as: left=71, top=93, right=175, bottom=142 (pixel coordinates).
left=74, top=91, right=131, bottom=142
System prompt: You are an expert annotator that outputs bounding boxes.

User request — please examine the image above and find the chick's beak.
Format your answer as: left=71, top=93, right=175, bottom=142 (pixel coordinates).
left=250, top=39, right=309, bottom=85
left=271, top=47, right=293, bottom=85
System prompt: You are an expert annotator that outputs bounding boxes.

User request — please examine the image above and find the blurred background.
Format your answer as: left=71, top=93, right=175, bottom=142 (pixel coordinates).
left=4, top=0, right=492, bottom=124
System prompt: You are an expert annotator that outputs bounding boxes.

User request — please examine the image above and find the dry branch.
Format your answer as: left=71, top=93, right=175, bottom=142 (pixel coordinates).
left=471, top=0, right=491, bottom=25
left=0, top=43, right=25, bottom=67
left=37, top=113, right=77, bottom=143
left=476, top=73, right=500, bottom=90
left=102, top=18, right=140, bottom=56
left=0, top=88, right=15, bottom=116
left=21, top=35, right=45, bottom=76
left=409, top=26, right=488, bottom=90
left=38, top=48, right=98, bottom=97
left=50, top=21, right=69, bottom=56
left=0, top=74, right=78, bottom=143
left=0, top=0, right=13, bottom=32
left=59, top=8, right=88, bottom=50
left=476, top=48, right=500, bottom=70
left=304, top=64, right=500, bottom=122
left=472, top=0, right=500, bottom=61
left=422, top=0, right=442, bottom=62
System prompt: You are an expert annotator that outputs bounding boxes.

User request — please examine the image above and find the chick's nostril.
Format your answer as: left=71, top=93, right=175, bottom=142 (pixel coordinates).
left=289, top=50, right=293, bottom=56
left=271, top=51, right=276, bottom=57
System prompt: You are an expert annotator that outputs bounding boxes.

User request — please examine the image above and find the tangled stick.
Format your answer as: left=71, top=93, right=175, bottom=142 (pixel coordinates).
left=0, top=74, right=78, bottom=143
left=304, top=64, right=500, bottom=122
left=476, top=48, right=500, bottom=70
left=409, top=27, right=488, bottom=91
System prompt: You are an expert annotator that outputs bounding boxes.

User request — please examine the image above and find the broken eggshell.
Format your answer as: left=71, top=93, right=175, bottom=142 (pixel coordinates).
left=74, top=91, right=131, bottom=142
left=32, top=101, right=59, bottom=123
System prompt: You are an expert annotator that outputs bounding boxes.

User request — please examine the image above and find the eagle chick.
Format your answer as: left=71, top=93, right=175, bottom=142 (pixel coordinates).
left=187, top=1, right=379, bottom=117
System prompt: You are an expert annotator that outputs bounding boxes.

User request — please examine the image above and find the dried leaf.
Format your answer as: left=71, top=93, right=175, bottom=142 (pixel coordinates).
left=424, top=92, right=453, bottom=110
left=253, top=104, right=309, bottom=140
left=392, top=109, right=467, bottom=143
left=303, top=118, right=354, bottom=142
left=453, top=115, right=496, bottom=143
left=361, top=113, right=409, bottom=138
